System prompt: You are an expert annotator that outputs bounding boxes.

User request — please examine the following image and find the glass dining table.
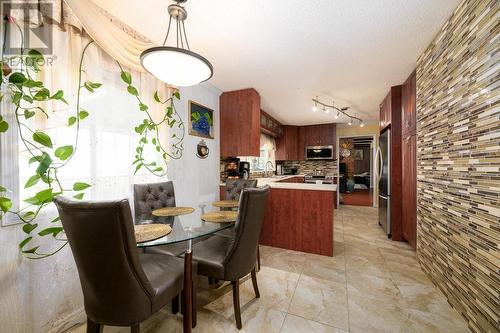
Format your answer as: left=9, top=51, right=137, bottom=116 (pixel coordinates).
left=135, top=204, right=235, bottom=333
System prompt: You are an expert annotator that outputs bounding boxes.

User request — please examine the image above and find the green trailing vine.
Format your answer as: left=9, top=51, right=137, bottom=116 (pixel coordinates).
left=0, top=40, right=100, bottom=259
left=0, top=24, right=186, bottom=259
left=117, top=63, right=185, bottom=177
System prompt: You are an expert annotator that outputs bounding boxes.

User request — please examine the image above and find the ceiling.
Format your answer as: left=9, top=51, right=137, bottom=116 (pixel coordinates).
left=97, top=0, right=460, bottom=125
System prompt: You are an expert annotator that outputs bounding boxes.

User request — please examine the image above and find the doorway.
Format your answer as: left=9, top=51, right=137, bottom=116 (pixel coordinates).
left=337, top=135, right=375, bottom=207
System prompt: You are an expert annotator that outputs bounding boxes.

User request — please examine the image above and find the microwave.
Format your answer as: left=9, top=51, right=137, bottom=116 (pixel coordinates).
left=305, top=145, right=335, bottom=160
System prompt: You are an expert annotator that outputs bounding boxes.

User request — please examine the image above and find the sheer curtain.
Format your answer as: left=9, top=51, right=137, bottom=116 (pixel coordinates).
left=2, top=25, right=179, bottom=228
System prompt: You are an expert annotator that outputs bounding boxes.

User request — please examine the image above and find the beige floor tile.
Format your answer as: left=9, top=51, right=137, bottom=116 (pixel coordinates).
left=346, top=271, right=404, bottom=306
left=280, top=314, right=349, bottom=333
left=404, top=308, right=471, bottom=333
left=300, top=264, right=346, bottom=290
left=345, top=254, right=393, bottom=279
left=260, top=246, right=306, bottom=275
left=348, top=295, right=408, bottom=333
left=288, top=281, right=349, bottom=330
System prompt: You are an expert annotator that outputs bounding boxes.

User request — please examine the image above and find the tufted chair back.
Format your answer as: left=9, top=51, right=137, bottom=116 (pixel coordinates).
left=134, top=181, right=176, bottom=218
left=224, top=179, right=258, bottom=201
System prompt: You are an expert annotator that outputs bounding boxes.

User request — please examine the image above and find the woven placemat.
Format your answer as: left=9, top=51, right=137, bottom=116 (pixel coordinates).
left=152, top=206, right=195, bottom=217
left=135, top=224, right=172, bottom=243
left=201, top=211, right=238, bottom=223
left=212, top=200, right=239, bottom=208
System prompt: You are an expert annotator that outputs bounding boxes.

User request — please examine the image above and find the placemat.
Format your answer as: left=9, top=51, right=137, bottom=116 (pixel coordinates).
left=152, top=206, right=195, bottom=217
left=201, top=211, right=238, bottom=223
left=212, top=200, right=239, bottom=208
left=135, top=224, right=172, bottom=243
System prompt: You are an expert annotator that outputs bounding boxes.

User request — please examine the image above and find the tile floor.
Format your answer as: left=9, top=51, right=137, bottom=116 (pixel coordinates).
left=67, top=206, right=471, bottom=333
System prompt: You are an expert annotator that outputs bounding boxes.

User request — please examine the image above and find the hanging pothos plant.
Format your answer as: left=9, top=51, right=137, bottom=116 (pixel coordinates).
left=0, top=34, right=184, bottom=259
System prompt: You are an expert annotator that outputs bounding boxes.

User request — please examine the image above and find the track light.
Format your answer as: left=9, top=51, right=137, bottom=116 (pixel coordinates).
left=325, top=109, right=330, bottom=114
left=312, top=105, right=317, bottom=112
left=348, top=118, right=352, bottom=126
left=334, top=111, right=339, bottom=119
left=360, top=121, right=364, bottom=127
left=311, top=96, right=362, bottom=125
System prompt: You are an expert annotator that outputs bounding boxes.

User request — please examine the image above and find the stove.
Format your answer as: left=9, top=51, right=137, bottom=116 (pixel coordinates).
left=304, top=174, right=335, bottom=184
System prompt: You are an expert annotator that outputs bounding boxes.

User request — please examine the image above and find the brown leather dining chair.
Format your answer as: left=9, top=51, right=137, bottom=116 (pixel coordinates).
left=134, top=181, right=186, bottom=257
left=54, top=196, right=189, bottom=333
left=191, top=186, right=270, bottom=329
left=220, top=179, right=262, bottom=270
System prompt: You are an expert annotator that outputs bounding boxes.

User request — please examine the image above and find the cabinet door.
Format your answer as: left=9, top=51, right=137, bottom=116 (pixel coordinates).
left=319, top=123, right=336, bottom=146
left=402, top=134, right=417, bottom=249
left=304, top=125, right=320, bottom=146
left=276, top=126, right=298, bottom=160
left=379, top=102, right=385, bottom=130
left=402, top=70, right=416, bottom=134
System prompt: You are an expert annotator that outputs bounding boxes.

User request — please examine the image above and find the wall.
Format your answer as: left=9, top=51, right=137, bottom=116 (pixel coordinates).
left=339, top=138, right=355, bottom=178
left=416, top=0, right=499, bottom=332
left=0, top=82, right=221, bottom=333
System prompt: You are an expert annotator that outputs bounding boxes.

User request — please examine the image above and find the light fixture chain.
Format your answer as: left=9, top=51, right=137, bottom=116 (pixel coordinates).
left=162, top=15, right=173, bottom=46
left=182, top=20, right=191, bottom=50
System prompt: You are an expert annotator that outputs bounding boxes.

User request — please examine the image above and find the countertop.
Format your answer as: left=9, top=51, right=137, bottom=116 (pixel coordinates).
left=220, top=175, right=337, bottom=192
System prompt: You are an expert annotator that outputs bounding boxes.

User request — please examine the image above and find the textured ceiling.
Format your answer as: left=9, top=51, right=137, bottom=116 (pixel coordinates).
left=97, top=0, right=460, bottom=125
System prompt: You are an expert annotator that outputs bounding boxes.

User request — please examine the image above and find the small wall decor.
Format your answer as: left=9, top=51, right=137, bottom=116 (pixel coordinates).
left=354, top=149, right=364, bottom=160
left=196, top=139, right=210, bottom=159
left=189, top=100, right=214, bottom=139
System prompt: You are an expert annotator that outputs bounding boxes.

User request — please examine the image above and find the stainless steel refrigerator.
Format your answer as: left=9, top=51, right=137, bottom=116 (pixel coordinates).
left=377, top=129, right=391, bottom=238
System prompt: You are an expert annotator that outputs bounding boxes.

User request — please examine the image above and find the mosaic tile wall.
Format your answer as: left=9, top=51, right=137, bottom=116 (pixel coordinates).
left=281, top=159, right=338, bottom=176
left=416, top=0, right=499, bottom=332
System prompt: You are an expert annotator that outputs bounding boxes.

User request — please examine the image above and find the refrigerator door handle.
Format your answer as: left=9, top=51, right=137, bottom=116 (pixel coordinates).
left=375, top=147, right=381, bottom=182
left=378, top=147, right=383, bottom=181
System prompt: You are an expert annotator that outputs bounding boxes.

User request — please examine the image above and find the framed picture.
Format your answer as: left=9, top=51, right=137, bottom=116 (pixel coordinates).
left=189, top=100, right=214, bottom=139
left=354, top=149, right=364, bottom=160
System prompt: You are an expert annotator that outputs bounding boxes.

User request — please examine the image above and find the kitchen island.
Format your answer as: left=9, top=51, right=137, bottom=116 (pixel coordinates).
left=220, top=175, right=337, bottom=256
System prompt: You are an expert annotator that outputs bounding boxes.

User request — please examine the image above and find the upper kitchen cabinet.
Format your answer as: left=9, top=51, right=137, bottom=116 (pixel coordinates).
left=220, top=88, right=261, bottom=157
left=300, top=124, right=336, bottom=147
left=276, top=126, right=299, bottom=161
left=379, top=86, right=402, bottom=131
left=260, top=110, right=283, bottom=138
left=402, top=70, right=417, bottom=135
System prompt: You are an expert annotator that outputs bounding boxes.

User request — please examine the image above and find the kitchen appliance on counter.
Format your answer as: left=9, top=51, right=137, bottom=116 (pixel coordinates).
left=304, top=175, right=335, bottom=184
left=276, top=163, right=284, bottom=175
left=306, top=145, right=334, bottom=160
left=377, top=129, right=391, bottom=237
left=239, top=161, right=250, bottom=179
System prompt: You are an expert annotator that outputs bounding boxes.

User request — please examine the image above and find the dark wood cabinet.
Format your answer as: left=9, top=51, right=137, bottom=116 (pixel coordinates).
left=402, top=70, right=417, bottom=135
left=401, top=69, right=417, bottom=249
left=220, top=88, right=261, bottom=157
left=379, top=92, right=392, bottom=130
left=300, top=123, right=335, bottom=160
left=275, top=126, right=299, bottom=161
left=402, top=134, right=417, bottom=249
left=260, top=110, right=283, bottom=138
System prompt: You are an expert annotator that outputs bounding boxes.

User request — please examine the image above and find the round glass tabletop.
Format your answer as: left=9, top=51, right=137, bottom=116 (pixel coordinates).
left=135, top=203, right=235, bottom=248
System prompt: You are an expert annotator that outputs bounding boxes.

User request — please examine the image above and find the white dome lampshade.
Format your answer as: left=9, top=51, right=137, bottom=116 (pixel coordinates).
left=140, top=1, right=213, bottom=87
left=140, top=47, right=213, bottom=87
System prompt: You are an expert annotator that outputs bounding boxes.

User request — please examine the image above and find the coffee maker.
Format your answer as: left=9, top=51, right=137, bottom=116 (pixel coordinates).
left=239, top=162, right=250, bottom=179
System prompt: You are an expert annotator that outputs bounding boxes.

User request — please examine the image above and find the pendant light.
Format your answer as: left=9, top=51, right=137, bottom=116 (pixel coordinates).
left=140, top=0, right=213, bottom=87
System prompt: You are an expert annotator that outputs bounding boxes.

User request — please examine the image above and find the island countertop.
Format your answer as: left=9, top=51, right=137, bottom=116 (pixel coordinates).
left=220, top=175, right=337, bottom=192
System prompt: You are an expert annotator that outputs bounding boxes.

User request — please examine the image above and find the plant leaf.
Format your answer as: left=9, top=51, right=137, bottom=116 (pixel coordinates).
left=54, top=145, right=74, bottom=161
left=24, top=175, right=41, bottom=188
left=32, top=131, right=53, bottom=148
left=0, top=120, right=8, bottom=133
left=73, top=193, right=84, bottom=200
left=19, top=237, right=33, bottom=250
left=73, top=182, right=91, bottom=191
left=79, top=110, right=89, bottom=120
left=127, top=85, right=138, bottom=96
left=36, top=152, right=52, bottom=175
left=0, top=186, right=6, bottom=192
left=154, top=91, right=161, bottom=103
left=24, top=110, right=36, bottom=119
left=0, top=197, right=12, bottom=213
left=173, top=91, right=180, bottom=100
left=8, top=72, right=26, bottom=84
left=139, top=103, right=148, bottom=111
left=38, top=227, right=64, bottom=237
left=68, top=116, right=77, bottom=126
left=51, top=90, right=64, bottom=99
left=121, top=71, right=132, bottom=85
left=22, top=223, right=38, bottom=234
left=134, top=163, right=143, bottom=174
left=51, top=216, right=61, bottom=223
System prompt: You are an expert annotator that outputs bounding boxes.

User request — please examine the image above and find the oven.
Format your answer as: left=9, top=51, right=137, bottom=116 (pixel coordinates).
left=305, top=146, right=334, bottom=160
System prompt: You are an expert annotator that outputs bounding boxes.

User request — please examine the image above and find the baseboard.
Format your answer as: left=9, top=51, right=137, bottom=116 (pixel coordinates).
left=48, top=307, right=86, bottom=333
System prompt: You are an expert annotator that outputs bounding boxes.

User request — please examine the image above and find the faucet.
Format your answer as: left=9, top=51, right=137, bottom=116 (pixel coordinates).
left=265, top=161, right=275, bottom=177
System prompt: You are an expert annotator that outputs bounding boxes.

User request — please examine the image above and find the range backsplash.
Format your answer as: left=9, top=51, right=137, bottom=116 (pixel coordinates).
left=280, top=160, right=338, bottom=176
